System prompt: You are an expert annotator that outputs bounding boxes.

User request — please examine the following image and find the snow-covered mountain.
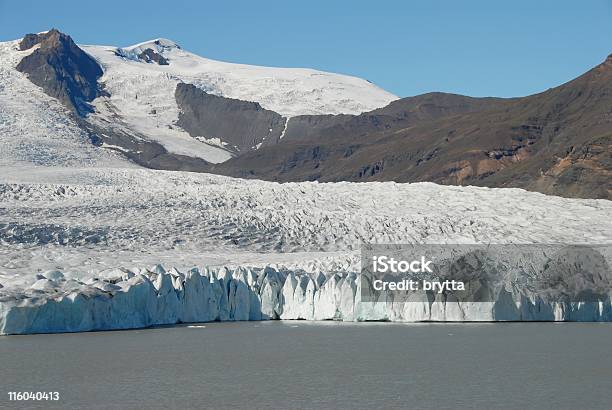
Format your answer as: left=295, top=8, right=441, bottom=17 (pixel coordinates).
left=88, top=38, right=397, bottom=117
left=84, top=38, right=396, bottom=161
left=1, top=30, right=397, bottom=166
left=0, top=38, right=134, bottom=170
left=3, top=30, right=610, bottom=200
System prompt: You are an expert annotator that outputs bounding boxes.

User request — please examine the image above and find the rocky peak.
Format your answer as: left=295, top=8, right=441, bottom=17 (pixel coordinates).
left=16, top=29, right=104, bottom=115
left=18, top=28, right=61, bottom=50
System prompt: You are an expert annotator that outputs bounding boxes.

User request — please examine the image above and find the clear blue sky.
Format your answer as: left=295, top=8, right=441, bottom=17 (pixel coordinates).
left=1, top=0, right=611, bottom=98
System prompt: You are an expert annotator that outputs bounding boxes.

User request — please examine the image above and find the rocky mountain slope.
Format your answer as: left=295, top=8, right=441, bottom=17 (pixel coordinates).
left=215, top=58, right=612, bottom=199
left=175, top=83, right=287, bottom=152
left=0, top=36, right=132, bottom=170
left=81, top=35, right=396, bottom=161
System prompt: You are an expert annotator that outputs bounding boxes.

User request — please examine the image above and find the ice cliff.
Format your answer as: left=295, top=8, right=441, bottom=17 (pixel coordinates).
left=2, top=264, right=611, bottom=335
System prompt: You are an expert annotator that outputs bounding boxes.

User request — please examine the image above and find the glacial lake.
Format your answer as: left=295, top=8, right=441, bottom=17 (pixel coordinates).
left=1, top=322, right=611, bottom=409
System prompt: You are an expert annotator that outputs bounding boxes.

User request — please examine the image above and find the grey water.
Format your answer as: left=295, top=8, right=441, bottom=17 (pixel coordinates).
left=0, top=322, right=611, bottom=410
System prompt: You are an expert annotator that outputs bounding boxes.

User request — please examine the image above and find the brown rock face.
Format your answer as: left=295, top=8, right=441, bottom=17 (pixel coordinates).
left=16, top=29, right=104, bottom=115
left=18, top=32, right=53, bottom=51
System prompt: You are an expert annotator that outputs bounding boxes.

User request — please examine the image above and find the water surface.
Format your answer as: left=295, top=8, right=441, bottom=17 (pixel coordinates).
left=1, top=322, right=610, bottom=409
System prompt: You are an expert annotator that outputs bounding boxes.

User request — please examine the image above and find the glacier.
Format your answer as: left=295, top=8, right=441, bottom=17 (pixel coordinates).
left=1, top=167, right=611, bottom=334
left=2, top=263, right=612, bottom=335
left=1, top=32, right=611, bottom=334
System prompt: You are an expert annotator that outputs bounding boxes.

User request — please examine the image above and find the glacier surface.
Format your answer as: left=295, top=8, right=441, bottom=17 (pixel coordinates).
left=1, top=167, right=611, bottom=334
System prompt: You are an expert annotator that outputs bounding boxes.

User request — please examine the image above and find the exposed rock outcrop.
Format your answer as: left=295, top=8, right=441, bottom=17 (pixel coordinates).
left=16, top=29, right=104, bottom=115
left=137, top=48, right=169, bottom=65
left=175, top=83, right=287, bottom=153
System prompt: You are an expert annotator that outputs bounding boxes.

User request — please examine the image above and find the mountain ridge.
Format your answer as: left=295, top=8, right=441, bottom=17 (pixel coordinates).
left=212, top=54, right=612, bottom=199
left=2, top=29, right=610, bottom=199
